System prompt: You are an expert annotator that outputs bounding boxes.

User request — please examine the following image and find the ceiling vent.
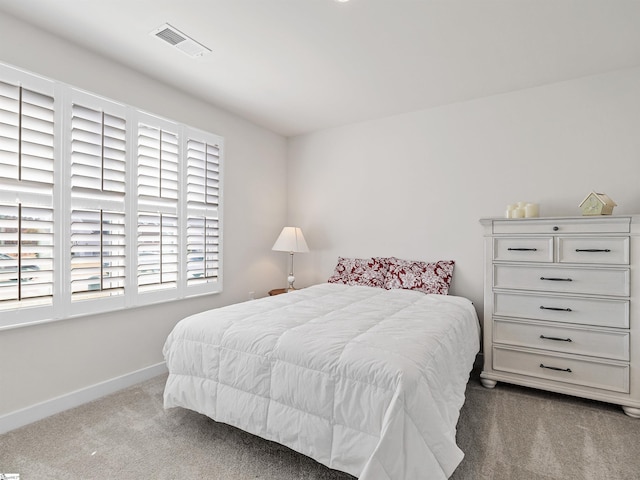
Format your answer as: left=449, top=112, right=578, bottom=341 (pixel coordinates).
left=150, top=23, right=211, bottom=58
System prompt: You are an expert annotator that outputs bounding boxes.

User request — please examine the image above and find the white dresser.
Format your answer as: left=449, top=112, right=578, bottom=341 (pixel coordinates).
left=480, top=215, right=640, bottom=417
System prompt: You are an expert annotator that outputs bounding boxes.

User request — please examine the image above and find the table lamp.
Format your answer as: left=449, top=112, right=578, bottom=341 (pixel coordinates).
left=272, top=226, right=309, bottom=291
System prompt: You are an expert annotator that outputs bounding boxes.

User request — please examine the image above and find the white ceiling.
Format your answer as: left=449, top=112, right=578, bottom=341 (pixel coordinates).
left=2, top=0, right=640, bottom=137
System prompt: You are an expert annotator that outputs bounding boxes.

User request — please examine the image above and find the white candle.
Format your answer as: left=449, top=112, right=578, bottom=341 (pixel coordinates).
left=512, top=207, right=525, bottom=218
left=517, top=201, right=526, bottom=208
left=505, top=204, right=515, bottom=218
left=525, top=203, right=539, bottom=218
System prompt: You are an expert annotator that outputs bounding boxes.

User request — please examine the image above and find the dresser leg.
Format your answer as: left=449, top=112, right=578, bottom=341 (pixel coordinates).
left=622, top=406, right=640, bottom=418
left=480, top=378, right=497, bottom=389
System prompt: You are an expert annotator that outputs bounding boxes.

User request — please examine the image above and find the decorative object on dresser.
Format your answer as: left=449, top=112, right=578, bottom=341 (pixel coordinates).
left=579, top=191, right=617, bottom=215
left=271, top=226, right=309, bottom=291
left=506, top=202, right=539, bottom=218
left=480, top=215, right=640, bottom=418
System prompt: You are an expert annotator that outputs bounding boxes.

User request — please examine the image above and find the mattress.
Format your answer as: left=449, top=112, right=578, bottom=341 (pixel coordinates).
left=163, top=283, right=480, bottom=479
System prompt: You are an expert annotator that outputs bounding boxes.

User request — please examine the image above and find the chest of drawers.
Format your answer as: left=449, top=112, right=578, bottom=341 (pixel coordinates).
left=480, top=216, right=640, bottom=417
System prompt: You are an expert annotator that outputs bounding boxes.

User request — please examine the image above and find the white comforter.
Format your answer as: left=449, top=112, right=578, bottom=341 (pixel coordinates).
left=163, top=283, right=480, bottom=479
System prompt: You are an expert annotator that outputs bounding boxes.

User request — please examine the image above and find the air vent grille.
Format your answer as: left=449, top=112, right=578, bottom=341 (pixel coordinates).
left=150, top=23, right=211, bottom=58
left=155, top=27, right=186, bottom=46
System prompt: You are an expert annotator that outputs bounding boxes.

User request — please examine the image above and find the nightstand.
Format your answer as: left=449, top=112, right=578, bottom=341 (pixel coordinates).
left=268, top=288, right=287, bottom=296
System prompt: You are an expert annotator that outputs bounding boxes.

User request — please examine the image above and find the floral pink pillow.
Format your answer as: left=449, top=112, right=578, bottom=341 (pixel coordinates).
left=383, top=258, right=454, bottom=295
left=327, top=257, right=390, bottom=288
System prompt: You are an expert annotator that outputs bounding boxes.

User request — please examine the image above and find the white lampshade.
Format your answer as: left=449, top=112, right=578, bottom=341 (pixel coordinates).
left=272, top=227, right=309, bottom=253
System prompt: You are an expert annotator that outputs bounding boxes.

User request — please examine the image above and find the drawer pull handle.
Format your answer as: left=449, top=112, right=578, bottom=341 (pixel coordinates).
left=540, top=306, right=572, bottom=312
left=575, top=248, right=611, bottom=253
left=507, top=247, right=538, bottom=251
left=540, top=334, right=572, bottom=342
left=540, top=363, right=572, bottom=373
left=540, top=276, right=573, bottom=282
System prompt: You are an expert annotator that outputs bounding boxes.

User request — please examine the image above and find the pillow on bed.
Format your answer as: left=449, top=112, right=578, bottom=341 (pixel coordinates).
left=327, top=256, right=390, bottom=288
left=383, top=257, right=454, bottom=295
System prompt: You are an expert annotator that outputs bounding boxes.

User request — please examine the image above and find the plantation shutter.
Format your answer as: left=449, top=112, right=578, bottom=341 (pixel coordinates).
left=0, top=63, right=227, bottom=326
left=137, top=124, right=179, bottom=200
left=137, top=213, right=178, bottom=291
left=70, top=103, right=126, bottom=193
left=0, top=81, right=55, bottom=183
left=136, top=118, right=180, bottom=291
left=69, top=92, right=126, bottom=300
left=186, top=136, right=220, bottom=286
left=70, top=209, right=125, bottom=298
left=0, top=76, right=55, bottom=309
left=0, top=204, right=54, bottom=304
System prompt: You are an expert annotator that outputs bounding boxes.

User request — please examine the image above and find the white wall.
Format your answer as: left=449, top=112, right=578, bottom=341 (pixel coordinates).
left=0, top=14, right=288, bottom=418
left=288, top=67, right=640, bottom=319
left=3, top=10, right=640, bottom=428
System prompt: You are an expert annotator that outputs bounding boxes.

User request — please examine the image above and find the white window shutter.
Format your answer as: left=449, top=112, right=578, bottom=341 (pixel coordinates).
left=0, top=81, right=19, bottom=179
left=0, top=204, right=54, bottom=304
left=137, top=213, right=179, bottom=291
left=71, top=103, right=126, bottom=194
left=186, top=136, right=221, bottom=286
left=70, top=209, right=126, bottom=298
left=186, top=216, right=219, bottom=284
left=69, top=91, right=127, bottom=301
left=186, top=138, right=219, bottom=206
left=0, top=82, right=55, bottom=184
left=0, top=63, right=224, bottom=326
left=137, top=123, right=179, bottom=201
left=136, top=116, right=180, bottom=293
left=0, top=75, right=55, bottom=311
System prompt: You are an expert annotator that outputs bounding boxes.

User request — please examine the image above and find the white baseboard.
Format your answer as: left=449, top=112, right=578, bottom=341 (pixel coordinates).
left=0, top=362, right=167, bottom=435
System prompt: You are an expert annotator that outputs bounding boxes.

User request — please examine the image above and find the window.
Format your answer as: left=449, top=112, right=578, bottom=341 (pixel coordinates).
left=0, top=69, right=55, bottom=313
left=186, top=137, right=220, bottom=285
left=70, top=91, right=127, bottom=302
left=0, top=62, right=223, bottom=328
left=70, top=209, right=126, bottom=299
left=0, top=205, right=54, bottom=305
left=136, top=115, right=180, bottom=293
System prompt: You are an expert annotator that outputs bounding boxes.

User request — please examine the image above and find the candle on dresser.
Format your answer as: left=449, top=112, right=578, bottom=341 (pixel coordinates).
left=525, top=203, right=539, bottom=218
left=505, top=204, right=516, bottom=218
left=512, top=207, right=525, bottom=218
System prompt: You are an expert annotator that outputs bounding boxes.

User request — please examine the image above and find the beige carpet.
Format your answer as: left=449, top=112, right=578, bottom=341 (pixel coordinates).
left=452, top=374, right=640, bottom=480
left=2, top=367, right=639, bottom=479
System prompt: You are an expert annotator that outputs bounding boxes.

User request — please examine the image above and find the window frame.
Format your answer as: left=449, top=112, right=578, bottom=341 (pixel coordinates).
left=0, top=62, right=224, bottom=329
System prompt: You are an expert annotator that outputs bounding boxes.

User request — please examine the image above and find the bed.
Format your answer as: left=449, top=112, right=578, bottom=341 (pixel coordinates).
left=163, top=258, right=480, bottom=480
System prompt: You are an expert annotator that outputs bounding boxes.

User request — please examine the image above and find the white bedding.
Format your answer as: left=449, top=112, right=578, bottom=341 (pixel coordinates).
left=163, top=283, right=480, bottom=479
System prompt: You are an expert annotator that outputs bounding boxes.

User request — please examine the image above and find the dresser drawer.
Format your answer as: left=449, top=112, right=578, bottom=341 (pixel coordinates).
left=492, top=217, right=631, bottom=235
left=493, top=318, right=630, bottom=361
left=493, top=237, right=553, bottom=262
left=557, top=237, right=629, bottom=265
left=494, top=292, right=629, bottom=328
left=493, top=346, right=629, bottom=393
left=493, top=264, right=629, bottom=296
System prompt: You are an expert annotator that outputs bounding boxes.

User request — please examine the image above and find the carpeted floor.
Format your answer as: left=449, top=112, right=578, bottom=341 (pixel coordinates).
left=2, top=367, right=639, bottom=479
left=452, top=374, right=640, bottom=480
